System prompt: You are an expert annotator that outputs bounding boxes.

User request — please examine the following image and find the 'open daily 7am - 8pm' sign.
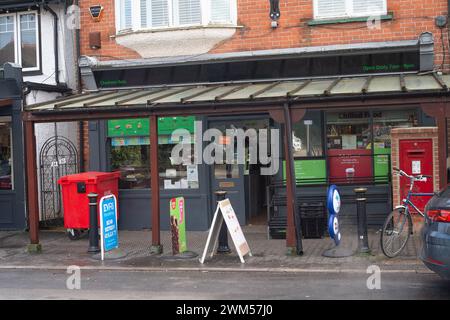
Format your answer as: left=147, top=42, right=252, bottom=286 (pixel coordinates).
left=99, top=194, right=119, bottom=260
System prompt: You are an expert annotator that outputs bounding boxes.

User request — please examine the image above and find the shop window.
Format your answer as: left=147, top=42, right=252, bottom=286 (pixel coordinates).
left=313, top=0, right=387, bottom=20
left=117, top=0, right=236, bottom=32
left=372, top=110, right=417, bottom=151
left=292, top=111, right=324, bottom=158
left=372, top=109, right=417, bottom=182
left=285, top=112, right=325, bottom=184
left=0, top=117, right=13, bottom=190
left=108, top=117, right=199, bottom=190
left=0, top=12, right=39, bottom=71
left=326, top=111, right=372, bottom=183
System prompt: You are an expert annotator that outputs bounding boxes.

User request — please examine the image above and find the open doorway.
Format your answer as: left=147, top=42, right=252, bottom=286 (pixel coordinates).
left=208, top=116, right=272, bottom=226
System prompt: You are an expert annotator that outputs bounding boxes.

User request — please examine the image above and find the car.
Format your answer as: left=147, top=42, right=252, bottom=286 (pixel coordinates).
left=420, top=187, right=450, bottom=280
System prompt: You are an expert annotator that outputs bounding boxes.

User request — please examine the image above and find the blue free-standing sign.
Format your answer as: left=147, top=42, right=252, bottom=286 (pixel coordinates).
left=327, top=185, right=341, bottom=246
left=99, top=194, right=118, bottom=260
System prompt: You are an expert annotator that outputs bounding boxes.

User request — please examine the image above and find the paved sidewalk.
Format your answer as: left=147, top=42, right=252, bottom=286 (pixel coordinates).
left=0, top=224, right=429, bottom=273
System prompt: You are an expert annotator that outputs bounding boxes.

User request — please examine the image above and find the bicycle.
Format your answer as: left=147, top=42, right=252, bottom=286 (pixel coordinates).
left=380, top=167, right=435, bottom=258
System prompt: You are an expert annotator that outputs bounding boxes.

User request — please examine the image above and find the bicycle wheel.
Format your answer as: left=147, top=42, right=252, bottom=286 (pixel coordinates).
left=380, top=207, right=412, bottom=258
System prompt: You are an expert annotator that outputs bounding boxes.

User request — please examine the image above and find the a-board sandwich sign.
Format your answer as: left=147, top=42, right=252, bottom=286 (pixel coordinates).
left=99, top=194, right=119, bottom=260
left=200, top=198, right=252, bottom=264
left=170, top=197, right=187, bottom=254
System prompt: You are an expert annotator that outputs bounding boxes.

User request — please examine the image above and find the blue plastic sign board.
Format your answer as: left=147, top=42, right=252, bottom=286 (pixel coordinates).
left=327, top=185, right=341, bottom=215
left=328, top=215, right=341, bottom=246
left=327, top=185, right=341, bottom=246
left=99, top=194, right=118, bottom=260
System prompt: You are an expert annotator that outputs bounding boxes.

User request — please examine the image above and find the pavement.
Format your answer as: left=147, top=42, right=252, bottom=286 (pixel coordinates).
left=0, top=223, right=431, bottom=274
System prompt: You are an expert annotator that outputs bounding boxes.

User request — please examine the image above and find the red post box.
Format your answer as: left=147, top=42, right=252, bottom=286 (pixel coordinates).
left=399, top=139, right=433, bottom=212
left=58, top=172, right=120, bottom=235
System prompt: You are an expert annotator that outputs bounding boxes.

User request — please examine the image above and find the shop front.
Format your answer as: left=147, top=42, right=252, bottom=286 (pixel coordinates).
left=23, top=72, right=450, bottom=255
left=0, top=64, right=26, bottom=230
left=269, top=107, right=434, bottom=237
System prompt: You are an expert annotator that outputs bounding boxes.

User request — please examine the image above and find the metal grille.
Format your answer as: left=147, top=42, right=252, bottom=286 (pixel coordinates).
left=39, top=136, right=78, bottom=224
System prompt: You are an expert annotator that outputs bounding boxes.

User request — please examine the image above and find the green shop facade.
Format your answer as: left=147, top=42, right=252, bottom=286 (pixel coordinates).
left=23, top=35, right=450, bottom=251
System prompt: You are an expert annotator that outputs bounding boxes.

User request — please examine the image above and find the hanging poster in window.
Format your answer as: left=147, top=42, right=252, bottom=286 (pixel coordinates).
left=328, top=149, right=373, bottom=184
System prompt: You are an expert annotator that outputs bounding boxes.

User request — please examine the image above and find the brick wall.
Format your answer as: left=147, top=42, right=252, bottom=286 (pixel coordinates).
left=79, top=1, right=450, bottom=71
left=79, top=0, right=140, bottom=60
left=391, top=127, right=440, bottom=215
left=211, top=0, right=450, bottom=71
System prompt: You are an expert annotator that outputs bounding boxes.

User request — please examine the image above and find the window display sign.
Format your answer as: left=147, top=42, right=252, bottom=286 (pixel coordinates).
left=282, top=159, right=326, bottom=184
left=374, top=148, right=391, bottom=183
left=107, top=116, right=195, bottom=137
left=108, top=119, right=149, bottom=137
left=328, top=149, right=373, bottom=184
left=170, top=197, right=187, bottom=254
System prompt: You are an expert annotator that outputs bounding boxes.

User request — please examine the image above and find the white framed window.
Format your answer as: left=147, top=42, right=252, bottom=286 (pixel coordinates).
left=0, top=11, right=39, bottom=72
left=313, top=0, right=387, bottom=20
left=116, top=0, right=237, bottom=32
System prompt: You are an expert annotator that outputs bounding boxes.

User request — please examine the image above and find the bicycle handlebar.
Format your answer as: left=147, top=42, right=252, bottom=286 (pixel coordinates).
left=392, top=167, right=431, bottom=181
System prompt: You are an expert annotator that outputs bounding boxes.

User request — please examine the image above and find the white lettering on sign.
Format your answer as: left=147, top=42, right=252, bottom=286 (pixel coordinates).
left=103, top=203, right=114, bottom=211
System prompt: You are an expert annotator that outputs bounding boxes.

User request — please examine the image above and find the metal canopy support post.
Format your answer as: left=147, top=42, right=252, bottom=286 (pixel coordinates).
left=25, top=121, right=41, bottom=253
left=150, top=115, right=163, bottom=254
left=283, top=103, right=303, bottom=255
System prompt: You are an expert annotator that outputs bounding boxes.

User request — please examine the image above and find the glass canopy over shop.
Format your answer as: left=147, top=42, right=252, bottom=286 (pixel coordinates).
left=22, top=72, right=450, bottom=252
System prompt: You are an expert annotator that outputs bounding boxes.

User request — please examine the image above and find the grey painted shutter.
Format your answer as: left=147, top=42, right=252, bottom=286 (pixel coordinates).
left=210, top=0, right=231, bottom=23
left=315, top=0, right=346, bottom=18
left=178, top=0, right=201, bottom=25
left=352, top=0, right=385, bottom=16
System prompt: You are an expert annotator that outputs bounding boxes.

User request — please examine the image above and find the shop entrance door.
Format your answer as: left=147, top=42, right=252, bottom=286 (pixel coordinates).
left=208, top=118, right=270, bottom=226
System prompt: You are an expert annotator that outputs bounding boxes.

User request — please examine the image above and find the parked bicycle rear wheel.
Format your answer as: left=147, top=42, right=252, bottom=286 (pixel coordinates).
left=380, top=207, right=412, bottom=258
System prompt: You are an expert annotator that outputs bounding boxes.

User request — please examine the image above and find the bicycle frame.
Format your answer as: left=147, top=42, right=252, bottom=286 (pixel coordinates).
left=401, top=179, right=434, bottom=217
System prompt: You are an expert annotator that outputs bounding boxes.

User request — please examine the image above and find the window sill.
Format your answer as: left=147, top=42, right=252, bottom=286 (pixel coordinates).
left=307, top=13, right=393, bottom=26
left=115, top=24, right=243, bottom=37
left=114, top=25, right=239, bottom=58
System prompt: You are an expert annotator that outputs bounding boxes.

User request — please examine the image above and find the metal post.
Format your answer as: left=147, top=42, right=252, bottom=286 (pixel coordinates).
left=215, top=190, right=231, bottom=254
left=354, top=187, right=370, bottom=254
left=87, top=193, right=100, bottom=253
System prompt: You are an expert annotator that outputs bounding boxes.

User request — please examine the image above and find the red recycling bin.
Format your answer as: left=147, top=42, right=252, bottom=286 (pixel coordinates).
left=58, top=172, right=120, bottom=232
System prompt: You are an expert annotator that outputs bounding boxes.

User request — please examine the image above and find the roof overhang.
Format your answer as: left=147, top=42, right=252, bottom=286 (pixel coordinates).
left=23, top=73, right=450, bottom=123
left=82, top=40, right=422, bottom=71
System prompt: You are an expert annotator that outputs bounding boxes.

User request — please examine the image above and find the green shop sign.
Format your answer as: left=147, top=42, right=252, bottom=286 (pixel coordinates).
left=107, top=116, right=195, bottom=137
left=283, top=159, right=327, bottom=185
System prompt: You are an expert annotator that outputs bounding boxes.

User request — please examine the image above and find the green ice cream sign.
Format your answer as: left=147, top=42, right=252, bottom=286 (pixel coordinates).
left=170, top=197, right=187, bottom=254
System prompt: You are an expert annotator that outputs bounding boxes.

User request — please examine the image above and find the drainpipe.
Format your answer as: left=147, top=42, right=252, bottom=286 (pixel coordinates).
left=74, top=0, right=84, bottom=171
left=42, top=3, right=60, bottom=85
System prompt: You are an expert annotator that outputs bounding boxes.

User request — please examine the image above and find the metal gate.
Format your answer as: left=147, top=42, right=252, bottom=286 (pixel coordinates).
left=39, top=136, right=79, bottom=224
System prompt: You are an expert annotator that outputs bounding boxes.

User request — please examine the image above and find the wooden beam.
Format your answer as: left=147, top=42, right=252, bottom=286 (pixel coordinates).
left=150, top=115, right=162, bottom=253
left=24, top=121, right=40, bottom=252
left=283, top=103, right=304, bottom=255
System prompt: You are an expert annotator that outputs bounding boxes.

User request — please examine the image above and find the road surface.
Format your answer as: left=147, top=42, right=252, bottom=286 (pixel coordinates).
left=0, top=268, right=448, bottom=300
